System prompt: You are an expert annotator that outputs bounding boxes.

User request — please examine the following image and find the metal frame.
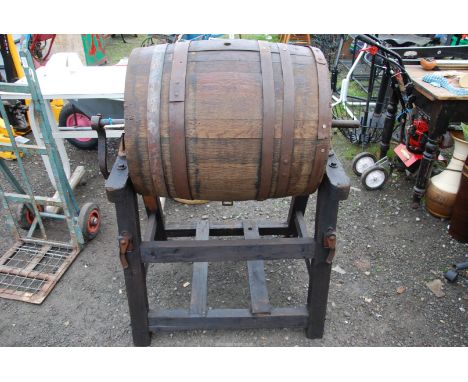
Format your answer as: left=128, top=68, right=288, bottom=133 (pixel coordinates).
left=332, top=38, right=392, bottom=146
left=0, top=50, right=89, bottom=303
left=106, top=150, right=350, bottom=346
left=391, top=45, right=468, bottom=64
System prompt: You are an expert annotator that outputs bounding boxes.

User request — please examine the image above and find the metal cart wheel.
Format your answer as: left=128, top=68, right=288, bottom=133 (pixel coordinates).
left=352, top=152, right=377, bottom=176
left=78, top=202, right=101, bottom=241
left=59, top=103, right=98, bottom=150
left=15, top=203, right=44, bottom=230
left=361, top=165, right=389, bottom=190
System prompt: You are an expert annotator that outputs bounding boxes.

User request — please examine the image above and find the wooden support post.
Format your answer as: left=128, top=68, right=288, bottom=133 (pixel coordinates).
left=306, top=152, right=350, bottom=339
left=143, top=196, right=167, bottom=240
left=106, top=156, right=151, bottom=346
left=244, top=221, right=271, bottom=315
left=190, top=221, right=209, bottom=316
left=287, top=195, right=309, bottom=235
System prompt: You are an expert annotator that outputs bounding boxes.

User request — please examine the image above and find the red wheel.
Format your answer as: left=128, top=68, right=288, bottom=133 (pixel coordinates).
left=16, top=204, right=44, bottom=230
left=78, top=203, right=101, bottom=241
left=66, top=113, right=93, bottom=143
left=25, top=208, right=35, bottom=226
left=59, top=103, right=98, bottom=150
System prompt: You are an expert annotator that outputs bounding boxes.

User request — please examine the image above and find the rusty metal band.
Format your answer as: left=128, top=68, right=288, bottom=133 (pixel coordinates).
left=257, top=41, right=275, bottom=200
left=310, top=47, right=331, bottom=141
left=275, top=43, right=295, bottom=197
left=147, top=43, right=169, bottom=197
left=306, top=46, right=332, bottom=192
left=168, top=41, right=192, bottom=199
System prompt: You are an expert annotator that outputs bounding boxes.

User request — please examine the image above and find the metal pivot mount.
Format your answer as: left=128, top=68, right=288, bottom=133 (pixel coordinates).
left=106, top=151, right=350, bottom=346
left=91, top=114, right=125, bottom=180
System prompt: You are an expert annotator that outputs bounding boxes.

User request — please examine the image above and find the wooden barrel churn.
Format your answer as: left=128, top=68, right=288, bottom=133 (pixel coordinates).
left=124, top=39, right=331, bottom=201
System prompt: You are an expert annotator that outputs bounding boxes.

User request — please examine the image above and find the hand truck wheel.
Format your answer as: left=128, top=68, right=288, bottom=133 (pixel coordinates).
left=78, top=202, right=101, bottom=241
left=352, top=152, right=377, bottom=176
left=15, top=203, right=44, bottom=230
left=361, top=165, right=389, bottom=191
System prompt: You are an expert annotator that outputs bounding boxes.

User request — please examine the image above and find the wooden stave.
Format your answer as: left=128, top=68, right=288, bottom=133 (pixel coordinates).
left=124, top=40, right=331, bottom=201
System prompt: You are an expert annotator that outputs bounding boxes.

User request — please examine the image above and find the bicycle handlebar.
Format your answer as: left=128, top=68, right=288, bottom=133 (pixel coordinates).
left=355, top=34, right=405, bottom=66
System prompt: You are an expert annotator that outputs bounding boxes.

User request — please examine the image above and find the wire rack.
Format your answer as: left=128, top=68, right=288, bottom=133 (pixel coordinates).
left=332, top=54, right=391, bottom=145
left=0, top=240, right=78, bottom=304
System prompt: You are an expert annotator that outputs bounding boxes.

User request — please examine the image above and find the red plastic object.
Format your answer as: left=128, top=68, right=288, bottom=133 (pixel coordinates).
left=408, top=118, right=429, bottom=149
left=394, top=143, right=422, bottom=167
left=360, top=46, right=378, bottom=55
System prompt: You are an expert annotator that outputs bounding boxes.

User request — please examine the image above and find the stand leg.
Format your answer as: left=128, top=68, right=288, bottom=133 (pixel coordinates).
left=379, top=87, right=398, bottom=159
left=287, top=195, right=309, bottom=235
left=154, top=197, right=167, bottom=240
left=306, top=175, right=341, bottom=339
left=142, top=195, right=167, bottom=240
left=107, top=158, right=151, bottom=346
left=412, top=103, right=450, bottom=208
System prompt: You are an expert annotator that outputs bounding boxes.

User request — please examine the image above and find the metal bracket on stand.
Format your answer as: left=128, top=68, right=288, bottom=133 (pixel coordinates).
left=91, top=114, right=109, bottom=179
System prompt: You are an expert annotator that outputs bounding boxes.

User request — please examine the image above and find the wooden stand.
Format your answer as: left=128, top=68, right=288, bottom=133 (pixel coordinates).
left=106, top=151, right=350, bottom=346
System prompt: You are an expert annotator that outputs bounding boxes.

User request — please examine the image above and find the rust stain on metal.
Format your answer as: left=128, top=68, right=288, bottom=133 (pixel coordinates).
left=118, top=232, right=133, bottom=269
left=324, top=229, right=337, bottom=264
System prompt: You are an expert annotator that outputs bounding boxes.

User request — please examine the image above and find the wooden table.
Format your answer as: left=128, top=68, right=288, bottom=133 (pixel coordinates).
left=0, top=52, right=126, bottom=101
left=406, top=66, right=468, bottom=101
left=387, top=66, right=468, bottom=206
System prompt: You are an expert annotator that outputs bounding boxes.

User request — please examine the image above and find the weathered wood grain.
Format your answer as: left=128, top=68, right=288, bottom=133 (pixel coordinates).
left=124, top=40, right=331, bottom=200
left=124, top=47, right=155, bottom=196
left=244, top=221, right=271, bottom=315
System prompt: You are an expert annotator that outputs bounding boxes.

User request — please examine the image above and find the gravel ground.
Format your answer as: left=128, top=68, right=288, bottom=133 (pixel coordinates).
left=0, top=131, right=466, bottom=347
